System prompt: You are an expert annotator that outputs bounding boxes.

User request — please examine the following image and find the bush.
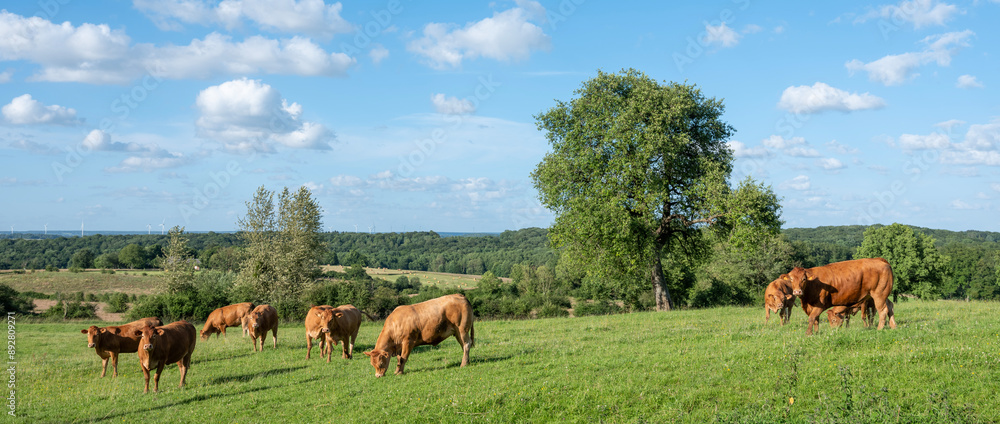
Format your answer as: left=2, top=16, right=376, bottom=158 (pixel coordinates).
left=68, top=267, right=83, bottom=273
left=45, top=265, right=58, bottom=272
left=573, top=300, right=623, bottom=317
left=40, top=301, right=97, bottom=320
left=100, top=268, right=115, bottom=275
left=537, top=302, right=569, bottom=318
left=106, top=292, right=130, bottom=313
left=0, top=284, right=34, bottom=315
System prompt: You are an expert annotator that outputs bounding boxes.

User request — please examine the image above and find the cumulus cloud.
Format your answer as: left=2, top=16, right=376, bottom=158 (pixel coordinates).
left=845, top=30, right=973, bottom=86
left=76, top=130, right=187, bottom=172
left=956, top=74, right=984, bottom=89
left=898, top=133, right=950, bottom=150
left=0, top=70, right=11, bottom=83
left=196, top=78, right=333, bottom=152
left=854, top=0, right=961, bottom=29
left=727, top=140, right=770, bottom=158
left=2, top=94, right=81, bottom=125
left=780, top=175, right=811, bottom=191
left=0, top=11, right=355, bottom=84
left=778, top=82, right=886, bottom=114
left=133, top=0, right=353, bottom=38
left=817, top=158, right=846, bottom=170
left=431, top=93, right=476, bottom=115
left=703, top=22, right=741, bottom=47
left=762, top=135, right=805, bottom=149
left=407, top=2, right=551, bottom=69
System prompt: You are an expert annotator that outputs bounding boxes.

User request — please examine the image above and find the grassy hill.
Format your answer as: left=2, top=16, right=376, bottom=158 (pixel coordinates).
left=16, top=300, right=1000, bottom=423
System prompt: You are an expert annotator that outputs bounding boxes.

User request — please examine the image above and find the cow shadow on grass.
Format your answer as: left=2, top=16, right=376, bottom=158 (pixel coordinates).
left=210, top=365, right=308, bottom=385
left=402, top=352, right=519, bottom=375
left=190, top=351, right=254, bottom=365
left=87, top=385, right=274, bottom=423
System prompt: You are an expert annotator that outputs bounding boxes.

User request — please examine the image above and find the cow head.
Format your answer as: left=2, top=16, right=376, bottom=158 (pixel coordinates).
left=246, top=311, right=263, bottom=330
left=785, top=267, right=815, bottom=297
left=765, top=275, right=794, bottom=311
left=199, top=328, right=216, bottom=340
left=363, top=350, right=390, bottom=378
left=81, top=326, right=103, bottom=348
left=135, top=327, right=164, bottom=352
left=315, top=308, right=335, bottom=333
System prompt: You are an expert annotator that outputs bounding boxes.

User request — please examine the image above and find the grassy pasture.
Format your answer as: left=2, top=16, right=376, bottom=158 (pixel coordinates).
left=322, top=265, right=488, bottom=290
left=11, top=300, right=1000, bottom=423
left=0, top=270, right=168, bottom=296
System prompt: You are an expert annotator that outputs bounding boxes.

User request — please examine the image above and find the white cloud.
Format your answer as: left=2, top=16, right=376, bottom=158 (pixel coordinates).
left=817, top=158, right=846, bottom=170
left=950, top=199, right=979, bottom=210
left=0, top=70, right=11, bottom=83
left=369, top=44, right=389, bottom=64
left=762, top=135, right=806, bottom=149
left=407, top=3, right=551, bottom=69
left=991, top=183, right=1000, bottom=192
left=956, top=74, right=984, bottom=89
left=855, top=0, right=961, bottom=29
left=703, top=22, right=741, bottom=47
left=329, top=175, right=364, bottom=187
left=79, top=130, right=187, bottom=172
left=898, top=133, right=951, bottom=150
left=780, top=175, right=811, bottom=191
left=934, top=119, right=966, bottom=132
left=845, top=30, right=973, bottom=86
left=0, top=11, right=354, bottom=84
left=133, top=0, right=353, bottom=38
left=826, top=140, right=859, bottom=154
left=2, top=94, right=81, bottom=125
left=196, top=78, right=333, bottom=152
left=786, top=147, right=822, bottom=158
left=727, top=140, right=770, bottom=158
left=778, top=82, right=886, bottom=114
left=106, top=155, right=187, bottom=173
left=431, top=93, right=476, bottom=115
left=742, top=24, right=763, bottom=34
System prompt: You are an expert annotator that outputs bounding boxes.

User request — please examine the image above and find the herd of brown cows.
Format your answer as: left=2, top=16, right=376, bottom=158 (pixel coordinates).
left=765, top=258, right=898, bottom=335
left=80, top=294, right=476, bottom=392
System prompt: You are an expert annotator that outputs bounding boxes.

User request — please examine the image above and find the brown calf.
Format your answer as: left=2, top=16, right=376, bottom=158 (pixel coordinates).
left=200, top=302, right=254, bottom=340
left=80, top=317, right=162, bottom=377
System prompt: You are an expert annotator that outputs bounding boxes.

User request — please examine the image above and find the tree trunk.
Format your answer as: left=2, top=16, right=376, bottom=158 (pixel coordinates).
left=652, top=251, right=673, bottom=311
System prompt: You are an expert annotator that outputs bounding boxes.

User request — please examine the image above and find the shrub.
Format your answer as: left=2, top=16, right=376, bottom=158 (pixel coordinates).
left=106, top=292, right=130, bottom=314
left=68, top=267, right=83, bottom=273
left=0, top=284, right=34, bottom=315
left=45, top=265, right=58, bottom=272
left=40, top=301, right=97, bottom=320
left=537, top=302, right=569, bottom=318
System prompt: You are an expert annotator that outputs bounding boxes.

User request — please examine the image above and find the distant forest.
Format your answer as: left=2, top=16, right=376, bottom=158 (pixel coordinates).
left=1, top=225, right=998, bottom=301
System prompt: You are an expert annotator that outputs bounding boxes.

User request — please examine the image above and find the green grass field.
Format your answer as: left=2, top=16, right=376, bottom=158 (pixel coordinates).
left=12, top=300, right=1000, bottom=423
left=0, top=270, right=168, bottom=296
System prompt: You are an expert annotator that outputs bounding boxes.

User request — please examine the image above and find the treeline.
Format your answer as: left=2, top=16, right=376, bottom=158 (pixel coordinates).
left=0, top=229, right=557, bottom=278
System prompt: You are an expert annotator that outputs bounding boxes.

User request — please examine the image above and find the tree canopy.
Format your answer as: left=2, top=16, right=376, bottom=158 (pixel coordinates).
left=856, top=223, right=949, bottom=300
left=531, top=69, right=782, bottom=311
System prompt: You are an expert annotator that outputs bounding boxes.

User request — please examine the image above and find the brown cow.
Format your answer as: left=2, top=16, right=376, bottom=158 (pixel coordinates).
left=135, top=320, right=196, bottom=393
left=828, top=298, right=884, bottom=328
left=324, top=305, right=362, bottom=361
left=363, top=294, right=474, bottom=377
left=787, top=258, right=897, bottom=335
left=200, top=302, right=254, bottom=340
left=245, top=304, right=279, bottom=351
left=80, top=317, right=162, bottom=378
left=764, top=275, right=795, bottom=325
left=304, top=305, right=334, bottom=360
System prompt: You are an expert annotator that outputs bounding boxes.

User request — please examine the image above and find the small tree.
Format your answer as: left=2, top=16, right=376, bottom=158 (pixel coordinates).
left=164, top=226, right=195, bottom=293
left=119, top=244, right=147, bottom=269
left=856, top=223, right=948, bottom=301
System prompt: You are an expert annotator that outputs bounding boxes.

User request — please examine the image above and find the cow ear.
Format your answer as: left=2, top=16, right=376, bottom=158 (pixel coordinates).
left=334, top=312, right=344, bottom=318
left=99, top=328, right=108, bottom=334
left=134, top=330, right=144, bottom=337
left=781, top=274, right=789, bottom=281
left=805, top=270, right=817, bottom=281
left=363, top=351, right=372, bottom=357
left=785, top=294, right=794, bottom=300
left=156, top=329, right=165, bottom=336
left=110, top=328, right=121, bottom=335
left=80, top=329, right=88, bottom=334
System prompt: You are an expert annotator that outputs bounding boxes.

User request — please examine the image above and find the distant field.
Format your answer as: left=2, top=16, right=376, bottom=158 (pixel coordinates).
left=12, top=300, right=1000, bottom=422
left=323, top=265, right=502, bottom=290
left=0, top=269, right=168, bottom=295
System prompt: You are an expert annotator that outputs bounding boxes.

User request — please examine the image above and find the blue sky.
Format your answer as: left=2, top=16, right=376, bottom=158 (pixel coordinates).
left=0, top=0, right=998, bottom=233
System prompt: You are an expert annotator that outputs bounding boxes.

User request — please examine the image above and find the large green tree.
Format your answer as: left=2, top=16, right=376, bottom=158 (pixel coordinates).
left=531, top=69, right=782, bottom=311
left=118, top=243, right=147, bottom=269
left=164, top=226, right=195, bottom=293
left=856, top=223, right=949, bottom=300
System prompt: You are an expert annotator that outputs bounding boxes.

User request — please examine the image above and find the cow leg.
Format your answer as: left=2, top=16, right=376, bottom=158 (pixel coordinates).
left=111, top=352, right=120, bottom=378
left=347, top=333, right=355, bottom=359
left=396, top=344, right=412, bottom=375
left=153, top=362, right=165, bottom=393
left=806, top=308, right=824, bottom=335
left=141, top=366, right=151, bottom=393
left=272, top=327, right=278, bottom=349
left=98, top=350, right=111, bottom=378
left=765, top=308, right=771, bottom=325
left=178, top=355, right=191, bottom=388
left=458, top=333, right=472, bottom=367
left=872, top=297, right=889, bottom=330
left=306, top=335, right=314, bottom=359
left=781, top=306, right=791, bottom=326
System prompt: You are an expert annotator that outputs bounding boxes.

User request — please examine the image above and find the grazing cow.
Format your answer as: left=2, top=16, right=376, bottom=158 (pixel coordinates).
left=135, top=320, right=197, bottom=393
left=245, top=304, right=279, bottom=352
left=80, top=317, right=162, bottom=378
left=304, top=305, right=335, bottom=360
left=363, top=294, right=474, bottom=377
left=200, top=302, right=254, bottom=340
left=787, top=258, right=897, bottom=335
left=764, top=275, right=795, bottom=325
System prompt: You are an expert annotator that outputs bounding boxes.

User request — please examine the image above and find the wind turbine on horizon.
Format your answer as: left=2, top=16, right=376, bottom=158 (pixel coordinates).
left=159, top=219, right=165, bottom=235
left=81, top=220, right=84, bottom=237
left=44, top=224, right=47, bottom=235
left=9, top=225, right=12, bottom=235
left=147, top=224, right=152, bottom=235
